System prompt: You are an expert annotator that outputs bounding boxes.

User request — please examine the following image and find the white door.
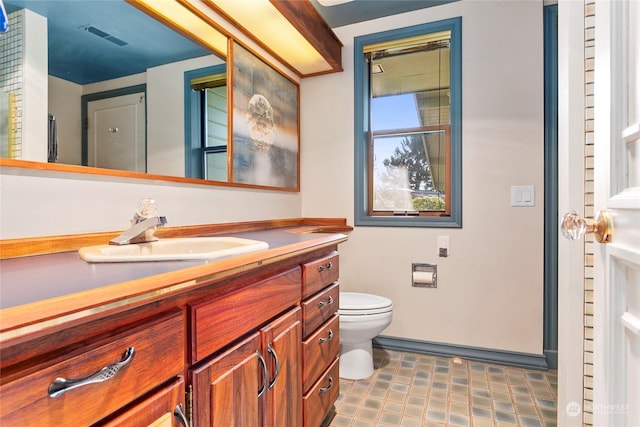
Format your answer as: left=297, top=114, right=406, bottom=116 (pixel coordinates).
left=593, top=0, right=640, bottom=425
left=87, top=92, right=146, bottom=172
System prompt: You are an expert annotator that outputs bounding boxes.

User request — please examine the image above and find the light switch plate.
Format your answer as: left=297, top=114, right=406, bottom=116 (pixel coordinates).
left=511, top=185, right=535, bottom=207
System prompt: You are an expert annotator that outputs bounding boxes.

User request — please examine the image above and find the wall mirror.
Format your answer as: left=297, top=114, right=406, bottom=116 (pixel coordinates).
left=0, top=0, right=239, bottom=185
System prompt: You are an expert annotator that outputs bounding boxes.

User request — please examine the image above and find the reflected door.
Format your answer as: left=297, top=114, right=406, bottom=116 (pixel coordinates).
left=87, top=92, right=146, bottom=172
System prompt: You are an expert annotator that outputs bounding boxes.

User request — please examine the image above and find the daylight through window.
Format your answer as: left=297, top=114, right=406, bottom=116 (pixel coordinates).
left=368, top=32, right=451, bottom=216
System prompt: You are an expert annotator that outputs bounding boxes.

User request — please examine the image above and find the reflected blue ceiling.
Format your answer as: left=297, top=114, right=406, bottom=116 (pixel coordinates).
left=3, top=0, right=458, bottom=85
left=4, top=0, right=210, bottom=85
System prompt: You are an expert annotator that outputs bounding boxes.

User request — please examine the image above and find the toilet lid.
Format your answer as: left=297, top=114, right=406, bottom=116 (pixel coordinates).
left=339, top=292, right=393, bottom=315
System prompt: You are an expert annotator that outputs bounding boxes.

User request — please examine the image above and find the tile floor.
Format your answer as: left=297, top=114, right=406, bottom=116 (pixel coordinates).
left=330, top=348, right=557, bottom=427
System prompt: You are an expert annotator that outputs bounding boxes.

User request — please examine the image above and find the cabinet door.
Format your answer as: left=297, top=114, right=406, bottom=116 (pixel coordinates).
left=191, top=333, right=262, bottom=427
left=98, top=376, right=186, bottom=427
left=261, top=307, right=302, bottom=427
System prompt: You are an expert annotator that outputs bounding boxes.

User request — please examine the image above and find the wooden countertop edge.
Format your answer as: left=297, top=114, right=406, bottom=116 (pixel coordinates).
left=0, top=217, right=353, bottom=259
left=0, top=232, right=348, bottom=344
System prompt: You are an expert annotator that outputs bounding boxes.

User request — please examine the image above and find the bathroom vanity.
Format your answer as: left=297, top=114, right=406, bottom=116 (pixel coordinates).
left=0, top=219, right=348, bottom=427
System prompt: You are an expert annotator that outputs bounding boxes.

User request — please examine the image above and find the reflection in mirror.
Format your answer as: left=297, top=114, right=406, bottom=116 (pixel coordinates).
left=185, top=65, right=228, bottom=181
left=0, top=0, right=228, bottom=180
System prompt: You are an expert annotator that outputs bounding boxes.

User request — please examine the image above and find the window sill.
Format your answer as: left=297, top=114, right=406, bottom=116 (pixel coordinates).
left=354, top=214, right=462, bottom=228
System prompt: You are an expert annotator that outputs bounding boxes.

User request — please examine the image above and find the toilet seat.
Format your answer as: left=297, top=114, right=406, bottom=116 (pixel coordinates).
left=339, top=292, right=393, bottom=316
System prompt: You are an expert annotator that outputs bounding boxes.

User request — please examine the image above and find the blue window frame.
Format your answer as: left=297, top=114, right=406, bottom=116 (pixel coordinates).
left=354, top=17, right=462, bottom=227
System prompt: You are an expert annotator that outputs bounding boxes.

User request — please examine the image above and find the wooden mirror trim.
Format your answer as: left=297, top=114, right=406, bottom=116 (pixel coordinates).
left=0, top=157, right=299, bottom=192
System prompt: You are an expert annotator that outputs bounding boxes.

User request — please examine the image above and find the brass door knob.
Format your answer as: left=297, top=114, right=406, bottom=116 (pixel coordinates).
left=561, top=210, right=613, bottom=243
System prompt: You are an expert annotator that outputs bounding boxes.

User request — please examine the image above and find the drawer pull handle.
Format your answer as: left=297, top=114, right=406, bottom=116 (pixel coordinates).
left=318, top=262, right=333, bottom=272
left=257, top=351, right=268, bottom=398
left=319, top=376, right=334, bottom=394
left=319, top=329, right=334, bottom=343
left=174, top=403, right=189, bottom=427
left=48, top=347, right=135, bottom=398
left=267, top=343, right=281, bottom=390
left=318, top=296, right=334, bottom=308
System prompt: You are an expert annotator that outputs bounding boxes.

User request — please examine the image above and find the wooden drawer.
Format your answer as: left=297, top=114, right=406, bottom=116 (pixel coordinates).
left=302, top=283, right=339, bottom=338
left=302, top=252, right=339, bottom=299
left=99, top=376, right=185, bottom=426
left=189, top=267, right=301, bottom=363
left=0, top=310, right=184, bottom=426
left=303, top=357, right=339, bottom=427
left=302, top=314, right=339, bottom=393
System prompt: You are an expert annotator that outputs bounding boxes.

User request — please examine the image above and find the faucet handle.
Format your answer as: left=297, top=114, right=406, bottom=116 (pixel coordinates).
left=136, top=197, right=158, bottom=218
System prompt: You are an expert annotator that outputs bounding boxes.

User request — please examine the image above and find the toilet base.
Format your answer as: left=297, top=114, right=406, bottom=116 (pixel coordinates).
left=339, top=340, right=375, bottom=380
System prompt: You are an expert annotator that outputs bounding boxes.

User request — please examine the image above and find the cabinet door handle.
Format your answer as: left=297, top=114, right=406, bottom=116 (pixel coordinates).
left=319, top=376, right=334, bottom=394
left=257, top=351, right=268, bottom=398
left=318, top=296, right=333, bottom=308
left=174, top=403, right=189, bottom=427
left=318, top=261, right=333, bottom=272
left=267, top=343, right=281, bottom=390
left=318, top=329, right=334, bottom=343
left=48, top=347, right=135, bottom=398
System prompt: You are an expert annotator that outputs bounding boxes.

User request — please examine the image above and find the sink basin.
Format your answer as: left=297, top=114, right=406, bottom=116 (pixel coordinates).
left=78, top=237, right=269, bottom=263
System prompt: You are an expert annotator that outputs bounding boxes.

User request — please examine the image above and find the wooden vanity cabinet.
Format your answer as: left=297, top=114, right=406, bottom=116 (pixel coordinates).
left=301, top=252, right=341, bottom=427
left=1, top=242, right=345, bottom=427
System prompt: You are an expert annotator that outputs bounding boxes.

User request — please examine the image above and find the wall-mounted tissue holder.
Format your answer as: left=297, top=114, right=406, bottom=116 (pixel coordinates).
left=412, top=263, right=437, bottom=288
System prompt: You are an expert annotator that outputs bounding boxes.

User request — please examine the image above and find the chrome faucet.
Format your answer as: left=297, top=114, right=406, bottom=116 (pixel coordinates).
left=109, top=198, right=167, bottom=245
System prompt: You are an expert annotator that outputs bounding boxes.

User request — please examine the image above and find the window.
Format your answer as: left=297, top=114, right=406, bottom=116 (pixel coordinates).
left=184, top=65, right=227, bottom=180
left=354, top=18, right=462, bottom=227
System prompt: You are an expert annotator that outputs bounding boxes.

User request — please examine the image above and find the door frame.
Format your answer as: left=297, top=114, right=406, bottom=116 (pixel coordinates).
left=81, top=84, right=146, bottom=167
left=543, top=3, right=558, bottom=370
left=557, top=1, right=586, bottom=426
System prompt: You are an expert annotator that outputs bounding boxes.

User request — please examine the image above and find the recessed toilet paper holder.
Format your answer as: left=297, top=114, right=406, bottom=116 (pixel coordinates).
left=412, top=263, right=437, bottom=288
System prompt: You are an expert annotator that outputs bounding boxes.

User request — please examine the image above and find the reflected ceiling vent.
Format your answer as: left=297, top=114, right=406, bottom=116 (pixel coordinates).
left=371, top=63, right=385, bottom=74
left=80, top=25, right=128, bottom=46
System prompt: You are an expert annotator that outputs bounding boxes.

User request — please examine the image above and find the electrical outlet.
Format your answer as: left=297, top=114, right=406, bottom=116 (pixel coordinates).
left=438, top=236, right=450, bottom=257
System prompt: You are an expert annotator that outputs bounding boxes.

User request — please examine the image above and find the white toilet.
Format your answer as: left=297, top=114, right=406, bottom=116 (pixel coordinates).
left=338, top=292, right=393, bottom=380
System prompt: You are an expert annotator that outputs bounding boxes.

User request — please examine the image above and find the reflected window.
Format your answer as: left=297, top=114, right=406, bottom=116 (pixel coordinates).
left=354, top=18, right=462, bottom=227
left=200, top=84, right=227, bottom=181
left=185, top=65, right=227, bottom=180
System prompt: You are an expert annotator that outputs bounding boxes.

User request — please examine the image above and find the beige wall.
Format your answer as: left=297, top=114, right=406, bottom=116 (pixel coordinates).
left=301, top=0, right=545, bottom=354
left=48, top=76, right=82, bottom=165
left=0, top=168, right=301, bottom=238
left=21, top=9, right=48, bottom=162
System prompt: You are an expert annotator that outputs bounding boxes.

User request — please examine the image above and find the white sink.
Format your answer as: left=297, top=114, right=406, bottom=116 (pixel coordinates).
left=78, top=237, right=269, bottom=263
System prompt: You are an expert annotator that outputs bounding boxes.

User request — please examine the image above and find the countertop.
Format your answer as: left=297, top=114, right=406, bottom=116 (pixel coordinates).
left=0, top=226, right=348, bottom=341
